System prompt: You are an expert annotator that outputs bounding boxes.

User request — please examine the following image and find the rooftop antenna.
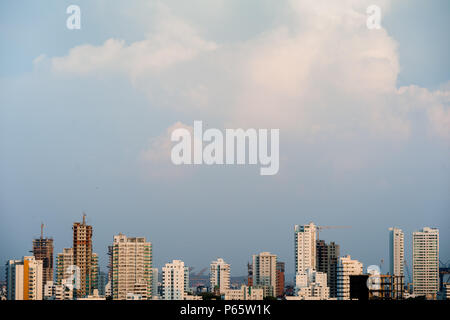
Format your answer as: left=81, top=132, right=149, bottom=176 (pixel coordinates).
left=41, top=222, right=44, bottom=239
left=82, top=212, right=86, bottom=225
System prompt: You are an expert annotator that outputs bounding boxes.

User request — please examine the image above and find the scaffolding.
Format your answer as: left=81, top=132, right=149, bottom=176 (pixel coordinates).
left=369, top=274, right=404, bottom=300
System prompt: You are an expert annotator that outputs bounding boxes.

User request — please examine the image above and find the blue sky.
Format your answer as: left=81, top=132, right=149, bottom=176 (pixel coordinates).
left=0, top=0, right=449, bottom=278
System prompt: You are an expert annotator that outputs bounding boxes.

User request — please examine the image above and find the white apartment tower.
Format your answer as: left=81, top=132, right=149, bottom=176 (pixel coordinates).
left=252, top=252, right=277, bottom=297
left=162, top=260, right=189, bottom=300
left=413, top=227, right=439, bottom=299
left=337, top=255, right=363, bottom=300
left=111, top=234, right=153, bottom=300
left=6, top=256, right=43, bottom=300
left=295, top=223, right=317, bottom=274
left=210, top=258, right=231, bottom=294
left=389, top=227, right=404, bottom=277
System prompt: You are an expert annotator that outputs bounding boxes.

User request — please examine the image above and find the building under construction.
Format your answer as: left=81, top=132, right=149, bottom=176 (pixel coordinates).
left=369, top=274, right=404, bottom=300
left=73, top=214, right=98, bottom=298
left=32, top=223, right=53, bottom=290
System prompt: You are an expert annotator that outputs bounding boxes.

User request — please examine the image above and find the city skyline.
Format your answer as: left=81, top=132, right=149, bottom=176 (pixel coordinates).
left=1, top=217, right=445, bottom=280
left=2, top=217, right=444, bottom=300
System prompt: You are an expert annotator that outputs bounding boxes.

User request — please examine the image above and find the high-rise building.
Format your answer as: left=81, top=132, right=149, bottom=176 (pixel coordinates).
left=413, top=227, right=439, bottom=299
left=337, top=255, right=363, bottom=300
left=316, top=240, right=340, bottom=298
left=295, top=223, right=317, bottom=274
left=56, top=248, right=73, bottom=285
left=32, top=223, right=53, bottom=291
left=276, top=261, right=285, bottom=297
left=295, top=268, right=329, bottom=300
left=6, top=256, right=43, bottom=300
left=210, top=258, right=230, bottom=294
left=252, top=252, right=277, bottom=297
left=72, top=214, right=97, bottom=297
left=162, top=260, right=189, bottom=300
left=111, top=234, right=153, bottom=300
left=389, top=227, right=404, bottom=277
left=91, top=253, right=99, bottom=294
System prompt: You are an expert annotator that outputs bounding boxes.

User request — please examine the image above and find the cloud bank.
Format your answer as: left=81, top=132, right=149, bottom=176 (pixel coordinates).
left=42, top=0, right=449, bottom=176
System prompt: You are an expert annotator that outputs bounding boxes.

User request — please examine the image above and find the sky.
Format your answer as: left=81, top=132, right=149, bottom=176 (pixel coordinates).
left=0, top=0, right=449, bottom=278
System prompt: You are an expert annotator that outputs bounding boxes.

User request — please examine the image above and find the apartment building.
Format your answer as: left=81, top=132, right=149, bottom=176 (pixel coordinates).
left=111, top=234, right=153, bottom=300
left=162, top=260, right=189, bottom=300
left=252, top=252, right=277, bottom=297
left=6, top=256, right=43, bottom=300
left=337, top=255, right=363, bottom=300
left=413, top=227, right=439, bottom=299
left=210, top=258, right=230, bottom=294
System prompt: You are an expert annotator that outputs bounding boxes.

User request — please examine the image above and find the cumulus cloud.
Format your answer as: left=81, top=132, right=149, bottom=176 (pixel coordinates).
left=47, top=0, right=450, bottom=144
left=52, top=4, right=218, bottom=80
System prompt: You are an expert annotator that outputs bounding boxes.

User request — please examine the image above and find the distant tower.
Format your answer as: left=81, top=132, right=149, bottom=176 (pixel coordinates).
left=72, top=213, right=96, bottom=297
left=294, top=223, right=317, bottom=274
left=162, top=260, right=189, bottom=300
left=210, top=258, right=231, bottom=294
left=413, top=227, right=439, bottom=299
left=32, top=223, right=54, bottom=291
left=275, top=261, right=285, bottom=297
left=389, top=227, right=404, bottom=277
left=111, top=233, right=153, bottom=300
left=252, top=252, right=277, bottom=297
left=316, top=240, right=340, bottom=298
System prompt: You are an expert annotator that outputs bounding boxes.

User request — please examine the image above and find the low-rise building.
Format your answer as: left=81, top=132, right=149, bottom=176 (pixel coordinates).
left=223, top=286, right=264, bottom=300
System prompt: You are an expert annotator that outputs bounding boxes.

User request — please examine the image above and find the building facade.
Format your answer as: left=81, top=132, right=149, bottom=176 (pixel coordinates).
left=162, top=260, right=189, bottom=300
left=389, top=227, right=404, bottom=277
left=6, top=256, right=43, bottom=300
left=72, top=214, right=97, bottom=297
left=413, top=227, right=439, bottom=299
left=276, top=261, right=285, bottom=297
left=223, top=285, right=264, bottom=300
left=295, top=223, right=317, bottom=274
left=295, top=268, right=329, bottom=300
left=111, top=234, right=153, bottom=300
left=337, top=255, right=363, bottom=300
left=32, top=224, right=53, bottom=290
left=252, top=252, right=277, bottom=297
left=210, top=258, right=230, bottom=294
left=316, top=240, right=340, bottom=298
left=56, top=248, right=73, bottom=285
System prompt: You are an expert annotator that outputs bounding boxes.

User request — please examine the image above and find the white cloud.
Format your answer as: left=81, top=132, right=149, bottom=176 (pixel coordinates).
left=52, top=3, right=218, bottom=80
left=47, top=0, right=450, bottom=144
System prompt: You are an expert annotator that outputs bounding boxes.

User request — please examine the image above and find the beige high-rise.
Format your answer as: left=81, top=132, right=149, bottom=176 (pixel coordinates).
left=252, top=252, right=277, bottom=297
left=111, top=234, right=153, bottom=300
left=295, top=223, right=317, bottom=274
left=413, top=227, right=439, bottom=299
left=210, top=258, right=230, bottom=294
